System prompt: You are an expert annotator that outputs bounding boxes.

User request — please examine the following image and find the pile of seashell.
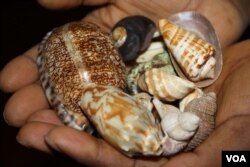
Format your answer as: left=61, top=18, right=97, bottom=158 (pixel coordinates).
left=37, top=11, right=222, bottom=157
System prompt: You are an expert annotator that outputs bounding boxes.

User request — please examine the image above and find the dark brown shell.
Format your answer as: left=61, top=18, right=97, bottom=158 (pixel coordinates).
left=37, top=21, right=126, bottom=132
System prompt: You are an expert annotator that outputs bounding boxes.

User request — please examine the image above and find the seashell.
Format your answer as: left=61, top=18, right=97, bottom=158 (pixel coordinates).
left=159, top=19, right=215, bottom=81
left=37, top=21, right=126, bottom=132
left=183, top=92, right=217, bottom=151
left=126, top=51, right=175, bottom=95
left=161, top=134, right=187, bottom=156
left=179, top=88, right=204, bottom=112
left=133, top=92, right=159, bottom=125
left=111, top=15, right=156, bottom=62
left=153, top=97, right=200, bottom=141
left=79, top=84, right=163, bottom=156
left=138, top=68, right=196, bottom=101
left=136, top=41, right=165, bottom=63
left=133, top=92, right=153, bottom=114
left=159, top=11, right=223, bottom=87
left=126, top=62, right=153, bottom=95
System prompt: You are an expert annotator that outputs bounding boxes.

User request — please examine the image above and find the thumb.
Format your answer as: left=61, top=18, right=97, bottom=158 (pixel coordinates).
left=44, top=127, right=134, bottom=167
left=37, top=0, right=114, bottom=10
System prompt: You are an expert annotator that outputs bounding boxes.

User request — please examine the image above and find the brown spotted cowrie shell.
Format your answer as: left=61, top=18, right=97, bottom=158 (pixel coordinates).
left=37, top=21, right=126, bottom=132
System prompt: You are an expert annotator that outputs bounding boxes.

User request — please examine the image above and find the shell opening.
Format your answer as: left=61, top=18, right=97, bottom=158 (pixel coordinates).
left=112, top=26, right=127, bottom=47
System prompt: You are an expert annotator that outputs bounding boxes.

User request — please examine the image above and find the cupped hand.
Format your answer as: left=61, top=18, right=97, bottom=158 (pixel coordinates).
left=1, top=0, right=250, bottom=167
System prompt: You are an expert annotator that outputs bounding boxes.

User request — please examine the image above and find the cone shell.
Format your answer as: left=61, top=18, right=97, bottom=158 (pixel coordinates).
left=159, top=19, right=215, bottom=81
left=183, top=92, right=217, bottom=151
left=159, top=11, right=223, bottom=87
left=138, top=68, right=196, bottom=101
left=79, top=84, right=163, bottom=156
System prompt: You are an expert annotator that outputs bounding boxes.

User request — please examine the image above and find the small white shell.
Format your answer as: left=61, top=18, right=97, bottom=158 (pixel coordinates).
left=161, top=134, right=187, bottom=156
left=153, top=97, right=200, bottom=141
left=138, top=68, right=196, bottom=101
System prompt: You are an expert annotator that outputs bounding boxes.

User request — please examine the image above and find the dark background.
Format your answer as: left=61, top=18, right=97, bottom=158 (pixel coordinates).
left=0, top=1, right=249, bottom=167
left=0, top=1, right=95, bottom=166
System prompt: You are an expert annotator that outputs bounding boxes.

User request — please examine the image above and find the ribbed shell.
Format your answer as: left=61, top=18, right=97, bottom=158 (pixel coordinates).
left=79, top=84, right=163, bottom=156
left=179, top=88, right=204, bottom=112
left=159, top=19, right=216, bottom=82
left=138, top=68, right=196, bottom=101
left=184, top=92, right=216, bottom=151
left=37, top=22, right=126, bottom=132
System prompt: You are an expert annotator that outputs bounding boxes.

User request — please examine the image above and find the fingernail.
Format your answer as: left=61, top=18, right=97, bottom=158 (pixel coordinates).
left=16, top=135, right=31, bottom=148
left=44, top=134, right=61, bottom=152
left=2, top=112, right=10, bottom=125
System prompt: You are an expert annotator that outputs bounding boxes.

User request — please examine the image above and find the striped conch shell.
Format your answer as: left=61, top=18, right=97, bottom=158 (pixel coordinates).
left=138, top=68, right=196, bottom=101
left=183, top=92, right=217, bottom=151
left=79, top=84, right=163, bottom=156
left=159, top=19, right=216, bottom=82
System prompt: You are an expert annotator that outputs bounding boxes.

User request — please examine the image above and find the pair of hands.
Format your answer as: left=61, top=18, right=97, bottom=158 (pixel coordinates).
left=1, top=0, right=250, bottom=166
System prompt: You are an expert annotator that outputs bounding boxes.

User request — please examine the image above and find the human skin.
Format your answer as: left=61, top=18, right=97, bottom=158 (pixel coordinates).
left=1, top=0, right=250, bottom=167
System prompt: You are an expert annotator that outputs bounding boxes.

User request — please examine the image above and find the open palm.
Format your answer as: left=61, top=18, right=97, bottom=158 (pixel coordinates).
left=1, top=0, right=250, bottom=167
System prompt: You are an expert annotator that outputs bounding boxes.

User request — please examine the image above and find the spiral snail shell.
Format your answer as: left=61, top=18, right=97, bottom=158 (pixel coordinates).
left=111, top=15, right=156, bottom=62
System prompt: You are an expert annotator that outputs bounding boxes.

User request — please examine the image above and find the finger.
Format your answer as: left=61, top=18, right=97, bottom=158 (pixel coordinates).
left=37, top=0, right=114, bottom=10
left=27, top=109, right=63, bottom=126
left=45, top=127, right=135, bottom=167
left=204, top=40, right=250, bottom=124
left=164, top=115, right=250, bottom=167
left=0, top=46, right=39, bottom=93
left=3, top=84, right=49, bottom=127
left=205, top=40, right=250, bottom=94
left=216, top=57, right=250, bottom=124
left=16, top=122, right=58, bottom=153
left=82, top=5, right=129, bottom=33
